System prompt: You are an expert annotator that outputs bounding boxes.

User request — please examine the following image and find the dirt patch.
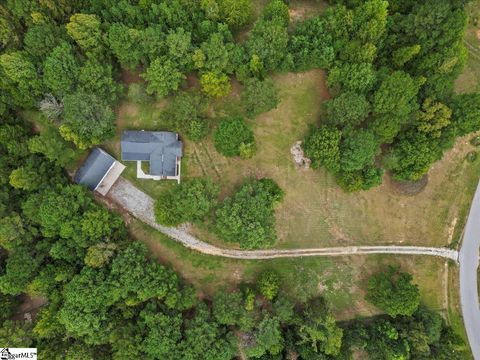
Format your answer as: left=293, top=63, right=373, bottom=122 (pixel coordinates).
left=184, top=73, right=200, bottom=90
left=387, top=173, right=429, bottom=196
left=121, top=68, right=144, bottom=84
left=12, top=295, right=47, bottom=322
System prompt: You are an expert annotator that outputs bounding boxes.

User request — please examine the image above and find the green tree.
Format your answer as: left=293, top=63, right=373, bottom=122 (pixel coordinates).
left=0, top=51, right=43, bottom=107
left=214, top=117, right=255, bottom=157
left=43, top=41, right=79, bottom=96
left=352, top=0, right=388, bottom=44
left=0, top=321, right=33, bottom=347
left=160, top=91, right=209, bottom=141
left=28, top=128, right=77, bottom=167
left=450, top=92, right=480, bottom=136
left=201, top=0, right=253, bottom=29
left=165, top=27, right=193, bottom=72
left=66, top=13, right=103, bottom=56
left=197, top=29, right=235, bottom=74
left=180, top=303, right=237, bottom=359
left=325, top=91, right=370, bottom=127
left=143, top=57, right=185, bottom=98
left=109, top=242, right=180, bottom=306
left=303, top=125, right=342, bottom=172
left=366, top=266, right=420, bottom=317
left=213, top=289, right=246, bottom=326
left=9, top=166, right=42, bottom=191
left=340, top=130, right=378, bottom=172
left=247, top=316, right=284, bottom=357
left=370, top=71, right=421, bottom=142
left=0, top=249, right=40, bottom=295
left=289, top=16, right=335, bottom=70
left=262, top=0, right=290, bottom=27
left=241, top=78, right=279, bottom=118
left=416, top=98, right=451, bottom=138
left=0, top=214, right=29, bottom=251
left=61, top=91, right=115, bottom=149
left=392, top=44, right=421, bottom=68
left=297, top=297, right=343, bottom=356
left=107, top=24, right=144, bottom=69
left=246, top=19, right=289, bottom=72
left=215, top=178, right=284, bottom=249
left=384, top=131, right=443, bottom=181
left=200, top=71, right=231, bottom=98
left=336, top=164, right=383, bottom=192
left=23, top=23, right=61, bottom=59
left=257, top=270, right=279, bottom=300
left=84, top=243, right=117, bottom=268
left=327, top=62, right=376, bottom=93
left=78, top=58, right=122, bottom=104
left=0, top=294, right=18, bottom=323
left=154, top=178, right=219, bottom=226
left=58, top=267, right=115, bottom=344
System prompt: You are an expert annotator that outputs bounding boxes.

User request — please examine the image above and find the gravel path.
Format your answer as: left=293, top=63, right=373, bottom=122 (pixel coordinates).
left=107, top=178, right=458, bottom=261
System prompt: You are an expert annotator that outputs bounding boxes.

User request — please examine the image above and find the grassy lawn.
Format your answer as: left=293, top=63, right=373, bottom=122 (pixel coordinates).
left=129, top=217, right=455, bottom=321
left=455, top=0, right=480, bottom=94
left=112, top=67, right=480, bottom=250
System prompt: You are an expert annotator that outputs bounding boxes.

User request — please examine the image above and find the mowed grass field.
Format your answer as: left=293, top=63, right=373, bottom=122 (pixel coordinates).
left=109, top=68, right=480, bottom=250
left=455, top=0, right=480, bottom=94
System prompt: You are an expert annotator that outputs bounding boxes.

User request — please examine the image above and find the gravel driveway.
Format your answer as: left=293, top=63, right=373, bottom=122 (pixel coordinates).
left=107, top=177, right=458, bottom=261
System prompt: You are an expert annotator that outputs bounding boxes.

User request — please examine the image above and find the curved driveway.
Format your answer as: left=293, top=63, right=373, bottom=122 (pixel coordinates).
left=107, top=178, right=458, bottom=261
left=459, top=180, right=480, bottom=360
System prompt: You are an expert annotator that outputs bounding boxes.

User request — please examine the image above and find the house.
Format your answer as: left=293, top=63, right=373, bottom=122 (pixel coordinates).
left=74, top=148, right=125, bottom=196
left=120, top=130, right=183, bottom=183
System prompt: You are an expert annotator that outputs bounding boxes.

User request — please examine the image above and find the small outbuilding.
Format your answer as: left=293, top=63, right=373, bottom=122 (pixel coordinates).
left=120, top=130, right=183, bottom=183
left=74, top=148, right=125, bottom=196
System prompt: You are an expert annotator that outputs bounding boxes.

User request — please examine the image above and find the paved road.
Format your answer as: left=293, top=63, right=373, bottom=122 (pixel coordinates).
left=107, top=178, right=458, bottom=261
left=459, top=180, right=480, bottom=360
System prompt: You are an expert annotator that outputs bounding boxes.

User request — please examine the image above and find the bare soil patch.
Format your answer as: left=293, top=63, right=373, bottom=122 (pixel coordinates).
left=121, top=68, right=144, bottom=84
left=387, top=173, right=429, bottom=196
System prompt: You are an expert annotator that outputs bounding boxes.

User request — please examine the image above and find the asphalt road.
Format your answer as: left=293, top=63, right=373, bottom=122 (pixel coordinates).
left=460, top=180, right=480, bottom=360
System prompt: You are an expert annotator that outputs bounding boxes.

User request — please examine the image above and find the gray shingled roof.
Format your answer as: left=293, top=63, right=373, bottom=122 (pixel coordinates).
left=74, top=148, right=115, bottom=190
left=120, top=131, right=183, bottom=176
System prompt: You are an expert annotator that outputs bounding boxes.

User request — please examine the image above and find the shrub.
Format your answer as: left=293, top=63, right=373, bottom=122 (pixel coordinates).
left=241, top=78, right=279, bottom=118
left=239, top=142, right=256, bottom=159
left=155, top=178, right=219, bottom=226
left=160, top=91, right=209, bottom=142
left=257, top=270, right=279, bottom=300
left=214, top=117, right=255, bottom=157
left=470, top=136, right=480, bottom=147
left=467, top=151, right=477, bottom=162
left=200, top=71, right=231, bottom=97
left=127, top=83, right=150, bottom=104
left=366, top=266, right=420, bottom=317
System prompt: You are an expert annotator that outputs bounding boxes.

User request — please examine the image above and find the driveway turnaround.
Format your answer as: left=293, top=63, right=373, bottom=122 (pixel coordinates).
left=107, top=178, right=458, bottom=261
left=459, top=180, right=480, bottom=360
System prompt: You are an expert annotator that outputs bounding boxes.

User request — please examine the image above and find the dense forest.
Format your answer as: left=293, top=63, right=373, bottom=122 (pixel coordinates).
left=0, top=0, right=477, bottom=358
